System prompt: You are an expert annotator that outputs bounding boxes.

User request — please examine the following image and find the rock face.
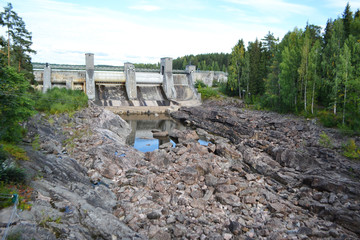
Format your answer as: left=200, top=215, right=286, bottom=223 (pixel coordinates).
left=5, top=104, right=144, bottom=239
left=171, top=100, right=360, bottom=238
left=3, top=99, right=359, bottom=239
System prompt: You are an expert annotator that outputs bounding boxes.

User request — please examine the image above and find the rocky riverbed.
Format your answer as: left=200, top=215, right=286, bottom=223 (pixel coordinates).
left=1, top=100, right=359, bottom=239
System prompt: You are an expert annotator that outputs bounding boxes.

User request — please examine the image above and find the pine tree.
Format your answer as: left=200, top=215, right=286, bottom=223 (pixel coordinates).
left=248, top=39, right=265, bottom=96
left=342, top=2, right=353, bottom=38
left=0, top=3, right=36, bottom=81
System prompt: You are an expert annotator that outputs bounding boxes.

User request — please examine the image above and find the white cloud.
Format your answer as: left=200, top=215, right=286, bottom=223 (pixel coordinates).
left=225, top=0, right=314, bottom=15
left=325, top=0, right=360, bottom=10
left=1, top=0, right=329, bottom=66
left=129, top=5, right=161, bottom=12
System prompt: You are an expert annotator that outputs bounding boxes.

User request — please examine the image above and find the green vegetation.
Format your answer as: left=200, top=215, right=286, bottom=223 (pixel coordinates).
left=32, top=134, right=40, bottom=151
left=0, top=67, right=35, bottom=142
left=0, top=145, right=26, bottom=184
left=1, top=142, right=29, bottom=161
left=197, top=86, right=219, bottom=100
left=224, top=3, right=360, bottom=133
left=194, top=80, right=220, bottom=100
left=319, top=131, right=333, bottom=148
left=343, top=139, right=360, bottom=160
left=0, top=3, right=89, bottom=200
left=194, top=80, right=207, bottom=88
left=34, top=87, right=88, bottom=114
left=173, top=53, right=230, bottom=72
left=133, top=62, right=159, bottom=69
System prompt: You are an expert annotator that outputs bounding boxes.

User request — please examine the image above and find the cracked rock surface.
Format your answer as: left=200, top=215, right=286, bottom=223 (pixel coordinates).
left=2, top=100, right=359, bottom=239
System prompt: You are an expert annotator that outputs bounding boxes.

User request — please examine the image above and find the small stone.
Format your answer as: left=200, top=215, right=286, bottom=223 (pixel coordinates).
left=244, top=196, right=257, bottom=204
left=147, top=211, right=161, bottom=220
left=328, top=193, right=337, bottom=204
left=223, top=233, right=233, bottom=240
left=166, top=216, right=176, bottom=224
left=228, top=220, right=242, bottom=235
left=152, top=230, right=172, bottom=240
left=329, top=229, right=339, bottom=237
left=216, top=184, right=238, bottom=193
left=298, top=227, right=313, bottom=236
left=216, top=193, right=241, bottom=207
left=176, top=213, right=186, bottom=223
left=173, top=224, right=187, bottom=237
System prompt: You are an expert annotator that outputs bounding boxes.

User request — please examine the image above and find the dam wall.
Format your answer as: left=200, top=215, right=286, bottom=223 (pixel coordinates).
left=33, top=54, right=227, bottom=107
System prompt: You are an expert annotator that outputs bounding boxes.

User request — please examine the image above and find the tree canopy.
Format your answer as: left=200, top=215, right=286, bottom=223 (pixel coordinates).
left=226, top=3, right=360, bottom=131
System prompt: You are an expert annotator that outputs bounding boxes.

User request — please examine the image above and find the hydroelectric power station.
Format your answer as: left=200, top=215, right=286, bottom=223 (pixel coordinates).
left=33, top=53, right=227, bottom=111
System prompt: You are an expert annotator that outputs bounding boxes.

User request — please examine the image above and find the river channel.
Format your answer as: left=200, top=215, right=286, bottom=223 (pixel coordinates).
left=120, top=114, right=210, bottom=152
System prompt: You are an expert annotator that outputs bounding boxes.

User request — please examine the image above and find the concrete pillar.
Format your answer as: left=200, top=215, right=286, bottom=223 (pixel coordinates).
left=186, top=65, right=201, bottom=100
left=186, top=65, right=196, bottom=85
left=43, top=63, right=51, bottom=93
left=85, top=53, right=95, bottom=100
left=124, top=63, right=137, bottom=100
left=160, top=57, right=176, bottom=100
left=66, top=78, right=73, bottom=90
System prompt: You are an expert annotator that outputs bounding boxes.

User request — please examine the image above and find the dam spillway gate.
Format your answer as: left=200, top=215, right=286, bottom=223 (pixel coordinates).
left=33, top=54, right=228, bottom=108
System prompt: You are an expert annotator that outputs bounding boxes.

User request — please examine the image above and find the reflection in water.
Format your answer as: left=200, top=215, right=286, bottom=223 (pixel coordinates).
left=121, top=114, right=186, bottom=153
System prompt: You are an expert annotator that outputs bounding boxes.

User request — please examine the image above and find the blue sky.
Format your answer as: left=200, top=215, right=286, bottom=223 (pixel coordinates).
left=1, top=0, right=359, bottom=65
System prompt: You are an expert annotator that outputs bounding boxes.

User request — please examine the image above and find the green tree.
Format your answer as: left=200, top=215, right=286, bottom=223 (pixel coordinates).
left=278, top=29, right=302, bottom=112
left=248, top=39, right=265, bottom=96
left=342, top=2, right=353, bottom=38
left=1, top=3, right=35, bottom=82
left=298, top=30, right=311, bottom=112
left=309, top=40, right=321, bottom=114
left=228, top=39, right=245, bottom=96
left=0, top=66, right=35, bottom=142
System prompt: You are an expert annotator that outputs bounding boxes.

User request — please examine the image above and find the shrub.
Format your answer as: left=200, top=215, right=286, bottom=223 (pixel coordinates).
left=212, top=79, right=220, bottom=87
left=194, top=80, right=207, bottom=89
left=319, top=131, right=333, bottom=148
left=35, top=88, right=88, bottom=114
left=0, top=145, right=26, bottom=184
left=343, top=139, right=360, bottom=160
left=318, top=110, right=340, bottom=128
left=197, top=86, right=219, bottom=100
left=1, top=142, right=29, bottom=161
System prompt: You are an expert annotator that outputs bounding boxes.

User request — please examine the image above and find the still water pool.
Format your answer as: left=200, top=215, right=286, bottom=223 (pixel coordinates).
left=121, top=114, right=210, bottom=153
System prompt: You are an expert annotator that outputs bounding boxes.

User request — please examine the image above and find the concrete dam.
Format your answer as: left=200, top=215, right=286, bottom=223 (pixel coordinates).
left=34, top=54, right=227, bottom=108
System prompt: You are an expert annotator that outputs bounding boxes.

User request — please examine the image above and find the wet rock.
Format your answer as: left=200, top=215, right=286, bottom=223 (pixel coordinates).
left=153, top=131, right=169, bottom=138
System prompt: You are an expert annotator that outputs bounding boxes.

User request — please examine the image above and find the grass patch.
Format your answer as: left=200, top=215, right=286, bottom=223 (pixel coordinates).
left=32, top=134, right=40, bottom=151
left=35, top=88, right=88, bottom=115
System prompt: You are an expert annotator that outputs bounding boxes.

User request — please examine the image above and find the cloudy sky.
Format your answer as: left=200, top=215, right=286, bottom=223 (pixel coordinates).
left=1, top=0, right=359, bottom=65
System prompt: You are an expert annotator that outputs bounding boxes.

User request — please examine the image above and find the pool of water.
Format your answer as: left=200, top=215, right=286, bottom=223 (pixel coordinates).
left=121, top=114, right=211, bottom=153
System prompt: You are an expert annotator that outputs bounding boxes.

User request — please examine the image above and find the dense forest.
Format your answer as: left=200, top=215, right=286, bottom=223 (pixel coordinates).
left=172, top=53, right=230, bottom=71
left=224, top=3, right=360, bottom=132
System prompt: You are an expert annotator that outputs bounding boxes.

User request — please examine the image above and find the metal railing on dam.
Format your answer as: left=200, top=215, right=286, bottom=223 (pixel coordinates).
left=32, top=63, right=218, bottom=75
